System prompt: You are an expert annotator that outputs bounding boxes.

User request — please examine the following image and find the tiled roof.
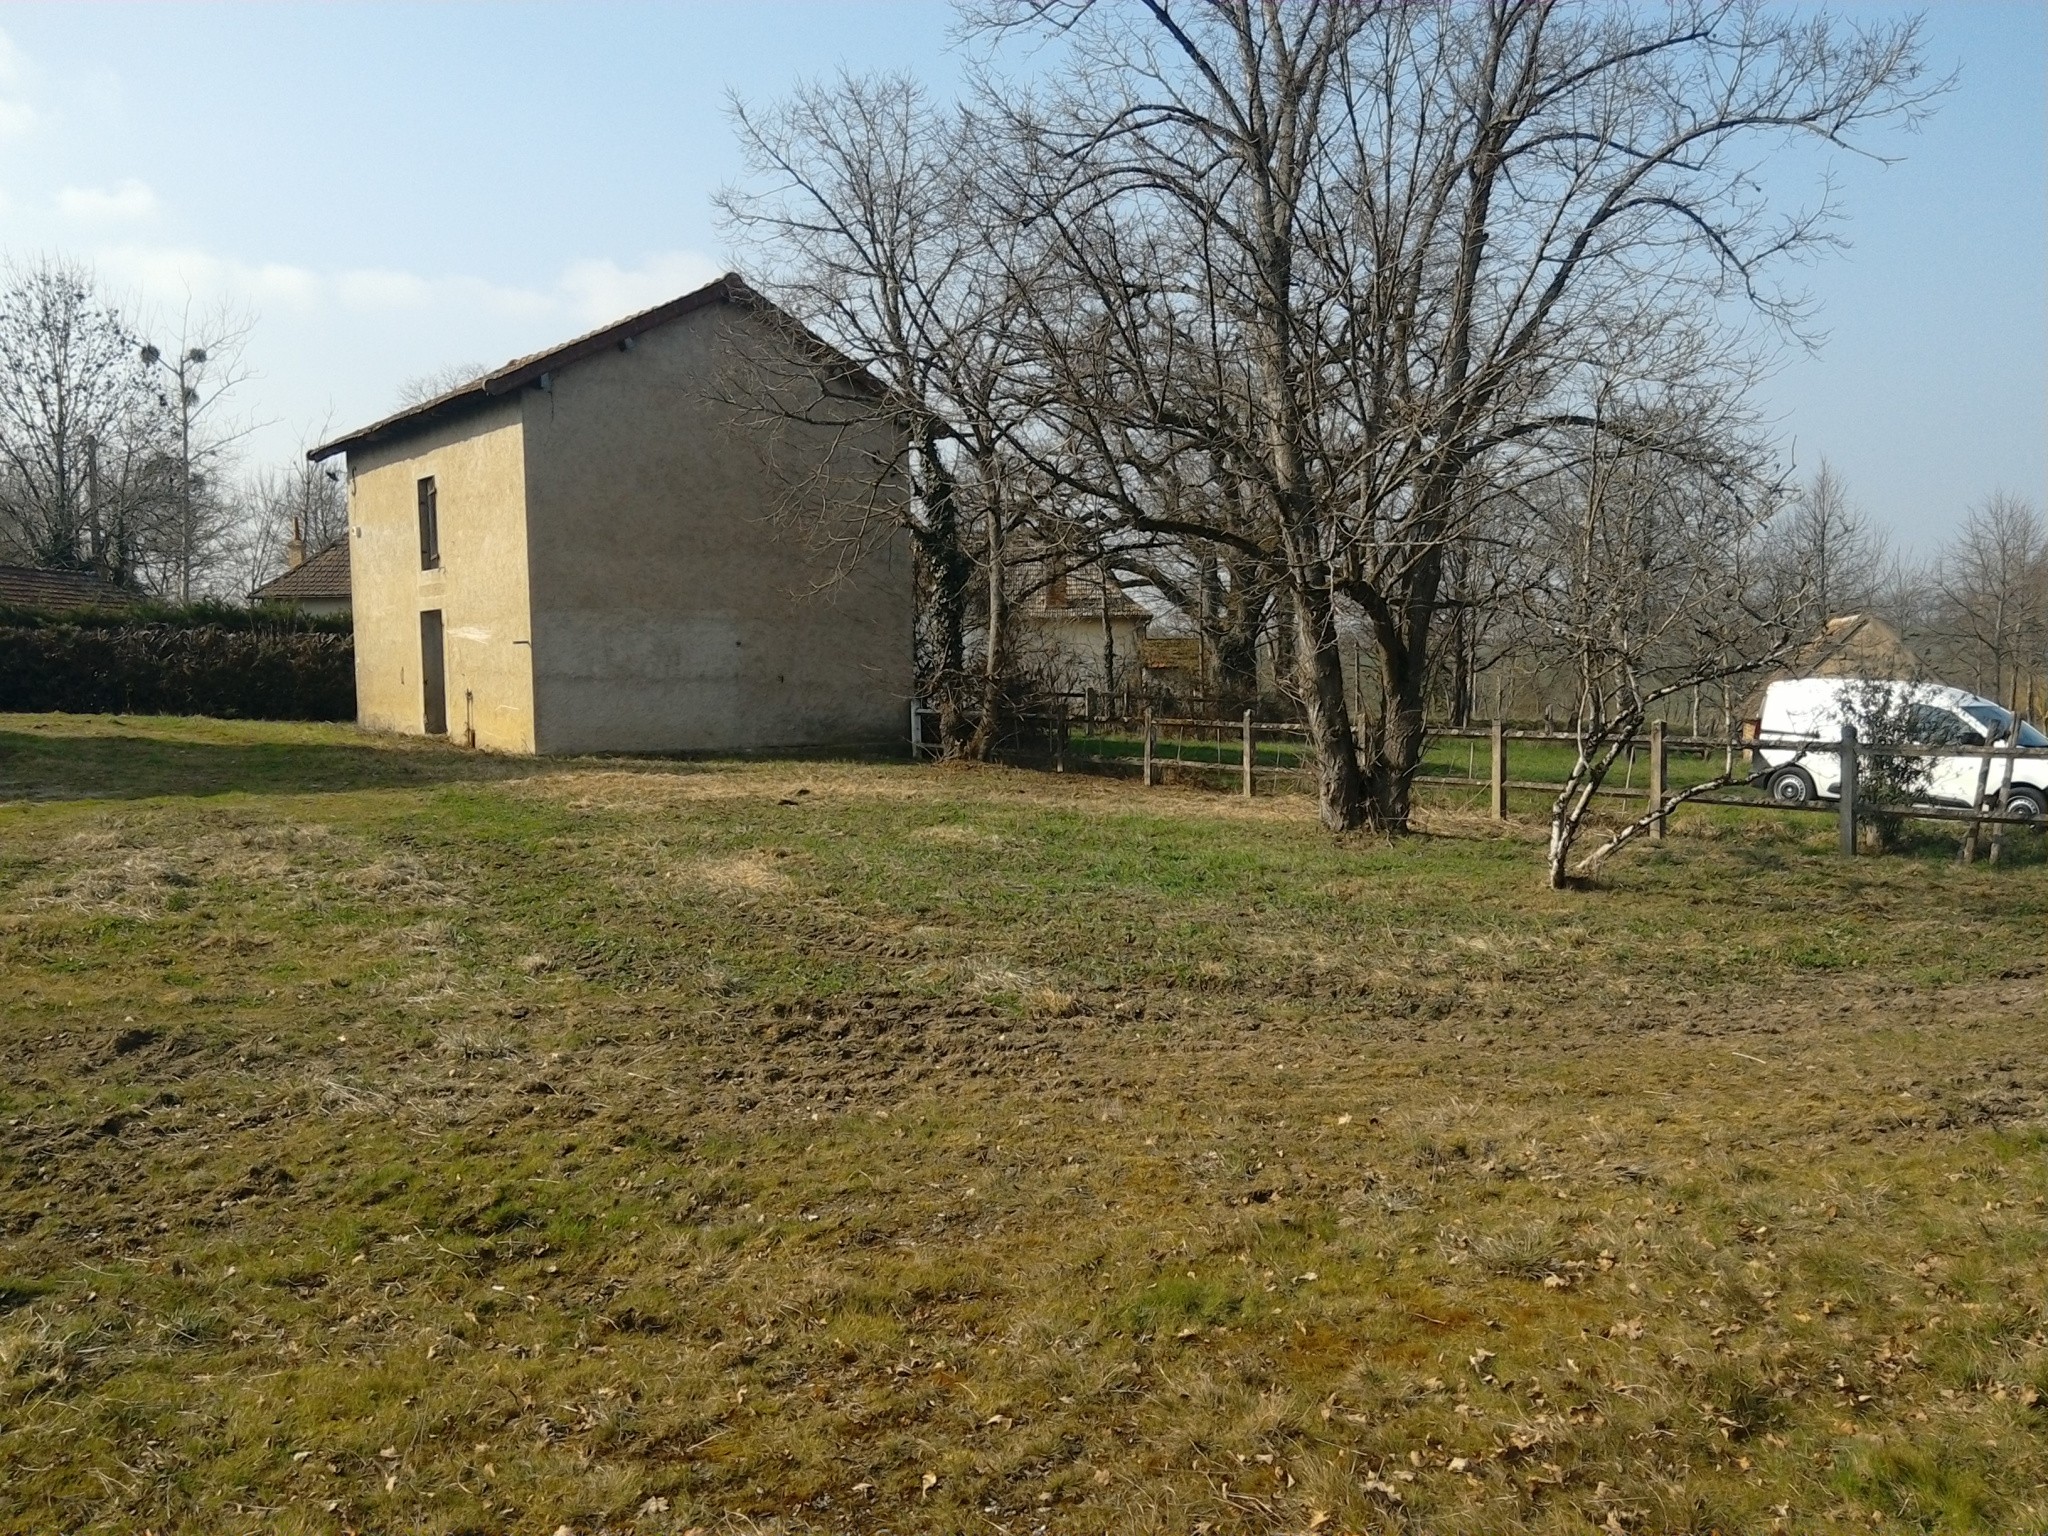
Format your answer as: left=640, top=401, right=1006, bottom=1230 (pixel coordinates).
left=1018, top=566, right=1153, bottom=622
left=308, top=271, right=888, bottom=464
left=251, top=540, right=351, bottom=602
left=0, top=564, right=138, bottom=613
left=1140, top=636, right=1204, bottom=671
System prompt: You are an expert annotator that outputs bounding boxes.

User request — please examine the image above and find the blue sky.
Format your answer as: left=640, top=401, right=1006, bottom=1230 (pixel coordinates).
left=0, top=2, right=2038, bottom=553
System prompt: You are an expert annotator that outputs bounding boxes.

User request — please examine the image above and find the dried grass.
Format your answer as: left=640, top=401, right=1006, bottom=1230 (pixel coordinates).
left=2, top=718, right=2045, bottom=1534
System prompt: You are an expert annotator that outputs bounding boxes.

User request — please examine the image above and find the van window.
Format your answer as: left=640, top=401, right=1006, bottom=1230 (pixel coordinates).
left=1961, top=701, right=2047, bottom=747
left=1905, top=705, right=1978, bottom=746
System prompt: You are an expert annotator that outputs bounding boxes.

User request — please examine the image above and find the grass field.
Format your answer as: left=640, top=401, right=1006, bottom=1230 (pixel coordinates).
left=2, top=713, right=2045, bottom=1536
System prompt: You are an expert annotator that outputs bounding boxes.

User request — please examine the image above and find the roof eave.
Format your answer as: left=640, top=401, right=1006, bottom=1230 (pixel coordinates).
left=306, top=270, right=892, bottom=464
left=307, top=383, right=498, bottom=463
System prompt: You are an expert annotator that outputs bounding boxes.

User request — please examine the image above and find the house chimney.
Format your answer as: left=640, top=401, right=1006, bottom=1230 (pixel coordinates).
left=285, top=517, right=306, bottom=571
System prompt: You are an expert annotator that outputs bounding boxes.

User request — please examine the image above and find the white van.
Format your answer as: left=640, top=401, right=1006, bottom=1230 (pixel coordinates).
left=1754, top=677, right=2047, bottom=819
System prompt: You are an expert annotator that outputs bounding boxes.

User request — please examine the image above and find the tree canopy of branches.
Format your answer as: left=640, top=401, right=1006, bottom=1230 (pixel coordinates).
left=1514, top=390, right=1797, bottom=887
left=1930, top=492, right=2047, bottom=713
left=969, top=0, right=1934, bottom=832
left=720, top=73, right=1054, bottom=756
left=137, top=301, right=255, bottom=601
left=0, top=258, right=171, bottom=584
left=226, top=451, right=350, bottom=600
left=1768, top=460, right=1890, bottom=634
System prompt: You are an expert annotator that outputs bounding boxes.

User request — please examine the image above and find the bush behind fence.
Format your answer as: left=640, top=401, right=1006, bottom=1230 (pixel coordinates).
left=0, top=604, right=355, bottom=721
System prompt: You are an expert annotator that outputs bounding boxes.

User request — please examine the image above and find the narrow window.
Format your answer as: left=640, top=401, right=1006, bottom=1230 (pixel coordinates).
left=417, top=476, right=440, bottom=570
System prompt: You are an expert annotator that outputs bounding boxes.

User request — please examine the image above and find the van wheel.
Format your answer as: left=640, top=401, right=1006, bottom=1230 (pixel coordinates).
left=1767, top=766, right=1816, bottom=806
left=2002, top=788, right=2044, bottom=820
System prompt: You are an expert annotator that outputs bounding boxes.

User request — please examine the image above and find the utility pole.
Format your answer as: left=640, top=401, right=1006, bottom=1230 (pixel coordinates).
left=141, top=341, right=208, bottom=602
left=84, top=434, right=101, bottom=575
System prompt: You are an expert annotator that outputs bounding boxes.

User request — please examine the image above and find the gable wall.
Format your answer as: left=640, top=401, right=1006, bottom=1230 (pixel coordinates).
left=344, top=400, right=536, bottom=750
left=519, top=303, right=912, bottom=754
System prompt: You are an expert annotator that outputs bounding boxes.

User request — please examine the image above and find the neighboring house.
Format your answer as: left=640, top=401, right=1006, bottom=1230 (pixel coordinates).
left=308, top=273, right=912, bottom=755
left=0, top=565, right=137, bottom=613
left=1742, top=613, right=1925, bottom=724
left=250, top=539, right=352, bottom=617
left=1137, top=635, right=1205, bottom=698
left=1014, top=564, right=1151, bottom=696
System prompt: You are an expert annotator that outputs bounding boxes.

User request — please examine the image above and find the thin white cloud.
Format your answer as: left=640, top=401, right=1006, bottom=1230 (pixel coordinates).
left=336, top=267, right=433, bottom=311
left=57, top=179, right=157, bottom=222
left=0, top=26, right=27, bottom=86
left=334, top=269, right=555, bottom=320
left=90, top=244, right=322, bottom=326
left=247, top=262, right=320, bottom=308
left=0, top=29, right=42, bottom=142
left=557, top=251, right=724, bottom=326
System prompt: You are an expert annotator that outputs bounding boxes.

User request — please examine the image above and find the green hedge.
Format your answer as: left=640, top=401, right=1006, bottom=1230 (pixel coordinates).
left=0, top=605, right=355, bottom=720
left=0, top=599, right=351, bottom=636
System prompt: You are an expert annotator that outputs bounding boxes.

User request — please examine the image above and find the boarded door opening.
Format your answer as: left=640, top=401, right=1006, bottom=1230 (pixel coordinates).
left=420, top=609, right=448, bottom=735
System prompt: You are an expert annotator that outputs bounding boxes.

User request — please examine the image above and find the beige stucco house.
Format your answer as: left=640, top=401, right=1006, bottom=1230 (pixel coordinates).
left=1014, top=563, right=1151, bottom=698
left=310, top=274, right=912, bottom=755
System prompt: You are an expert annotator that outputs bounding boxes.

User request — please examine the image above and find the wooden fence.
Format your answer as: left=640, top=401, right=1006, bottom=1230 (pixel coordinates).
left=932, top=696, right=2047, bottom=856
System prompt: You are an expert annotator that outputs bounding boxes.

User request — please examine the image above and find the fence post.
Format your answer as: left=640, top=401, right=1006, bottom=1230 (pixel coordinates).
left=1054, top=698, right=1067, bottom=774
left=1838, top=724, right=1858, bottom=856
left=910, top=697, right=922, bottom=760
left=1649, top=719, right=1667, bottom=843
left=1989, top=724, right=2018, bottom=866
left=1143, top=707, right=1156, bottom=787
left=1242, top=709, right=1255, bottom=799
left=1489, top=719, right=1507, bottom=821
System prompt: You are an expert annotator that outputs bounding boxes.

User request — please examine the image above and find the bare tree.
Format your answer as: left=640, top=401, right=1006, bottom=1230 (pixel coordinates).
left=1114, top=526, right=1279, bottom=711
left=229, top=448, right=349, bottom=597
left=1764, top=459, right=1888, bottom=632
left=0, top=257, right=170, bottom=583
left=137, top=299, right=256, bottom=600
left=720, top=73, right=1049, bottom=756
left=976, top=0, right=1935, bottom=832
left=1930, top=492, right=2047, bottom=711
left=395, top=361, right=490, bottom=409
left=1521, top=393, right=1800, bottom=888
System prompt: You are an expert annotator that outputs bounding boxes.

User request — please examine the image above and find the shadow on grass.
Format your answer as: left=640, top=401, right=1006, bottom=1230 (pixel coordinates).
left=0, top=724, right=551, bottom=803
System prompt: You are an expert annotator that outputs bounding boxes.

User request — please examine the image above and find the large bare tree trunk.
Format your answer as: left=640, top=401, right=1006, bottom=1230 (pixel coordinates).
left=1290, top=579, right=1365, bottom=832
left=1368, top=661, right=1428, bottom=832
left=967, top=500, right=1007, bottom=760
left=913, top=438, right=976, bottom=755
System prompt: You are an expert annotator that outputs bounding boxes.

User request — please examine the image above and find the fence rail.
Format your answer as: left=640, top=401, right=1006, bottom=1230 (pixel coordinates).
left=917, top=697, right=2048, bottom=852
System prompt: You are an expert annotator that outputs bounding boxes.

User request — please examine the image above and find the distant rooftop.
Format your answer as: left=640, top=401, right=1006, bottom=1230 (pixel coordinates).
left=0, top=564, right=138, bottom=614
left=251, top=540, right=351, bottom=604
left=1018, top=562, right=1152, bottom=622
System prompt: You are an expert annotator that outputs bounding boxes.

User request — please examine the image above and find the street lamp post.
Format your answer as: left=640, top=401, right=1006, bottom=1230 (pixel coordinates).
left=140, top=342, right=207, bottom=602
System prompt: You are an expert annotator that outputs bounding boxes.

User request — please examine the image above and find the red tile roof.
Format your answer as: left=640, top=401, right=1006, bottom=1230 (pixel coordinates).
left=251, top=540, right=351, bottom=603
left=0, top=564, right=138, bottom=613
